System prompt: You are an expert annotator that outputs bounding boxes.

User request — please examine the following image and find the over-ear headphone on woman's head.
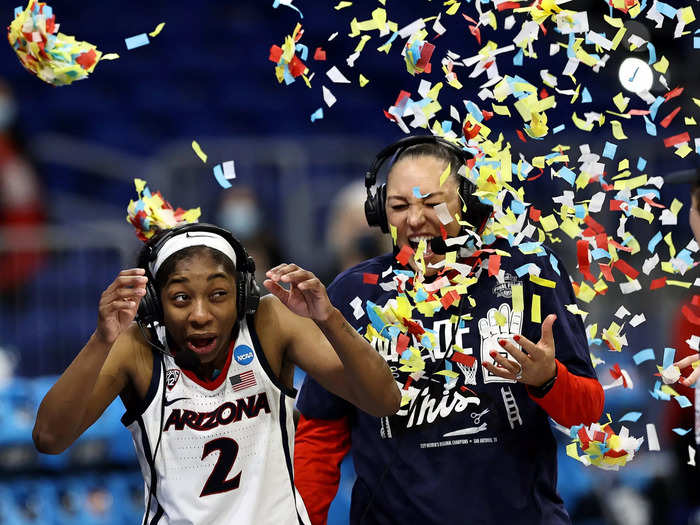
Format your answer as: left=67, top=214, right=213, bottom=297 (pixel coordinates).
left=135, top=222, right=260, bottom=353
left=364, top=135, right=493, bottom=234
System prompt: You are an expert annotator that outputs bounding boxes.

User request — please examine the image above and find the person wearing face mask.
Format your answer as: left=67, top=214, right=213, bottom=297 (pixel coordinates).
left=216, top=187, right=282, bottom=288
left=293, top=135, right=604, bottom=525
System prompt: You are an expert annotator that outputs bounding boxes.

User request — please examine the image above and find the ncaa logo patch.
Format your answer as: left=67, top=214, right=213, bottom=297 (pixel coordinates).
left=234, top=344, right=255, bottom=365
left=166, top=369, right=181, bottom=391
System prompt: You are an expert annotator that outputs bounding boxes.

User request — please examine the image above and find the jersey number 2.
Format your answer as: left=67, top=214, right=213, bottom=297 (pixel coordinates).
left=200, top=437, right=241, bottom=497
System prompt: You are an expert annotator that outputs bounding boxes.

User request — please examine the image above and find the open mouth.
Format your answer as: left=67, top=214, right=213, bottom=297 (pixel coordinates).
left=408, top=236, right=436, bottom=258
left=187, top=336, right=218, bottom=354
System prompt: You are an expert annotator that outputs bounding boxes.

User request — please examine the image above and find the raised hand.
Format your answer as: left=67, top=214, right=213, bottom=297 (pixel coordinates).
left=675, top=353, right=700, bottom=387
left=263, top=264, right=334, bottom=321
left=95, top=268, right=148, bottom=346
left=482, top=313, right=558, bottom=387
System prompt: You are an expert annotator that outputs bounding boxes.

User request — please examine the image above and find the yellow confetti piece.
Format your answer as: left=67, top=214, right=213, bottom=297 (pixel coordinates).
left=680, top=6, right=696, bottom=23
left=149, top=22, right=166, bottom=38
left=559, top=217, right=582, bottom=238
left=685, top=117, right=697, bottom=126
left=359, top=74, right=369, bottom=87
left=653, top=56, right=669, bottom=74
left=613, top=92, right=629, bottom=112
left=610, top=120, right=628, bottom=140
left=675, top=144, right=693, bottom=158
left=664, top=231, right=676, bottom=258
left=335, top=1, right=353, bottom=9
left=576, top=282, right=596, bottom=303
left=667, top=280, right=692, bottom=288
left=439, top=163, right=451, bottom=187
left=494, top=310, right=507, bottom=326
left=512, top=283, right=524, bottom=312
left=540, top=214, right=559, bottom=232
left=531, top=294, right=541, bottom=323
left=191, top=140, right=208, bottom=163
left=530, top=274, right=557, bottom=288
left=435, top=370, right=460, bottom=378
left=670, top=198, right=683, bottom=216
left=101, top=53, right=120, bottom=60
left=355, top=34, right=372, bottom=53
left=390, top=223, right=397, bottom=244
left=629, top=206, right=654, bottom=223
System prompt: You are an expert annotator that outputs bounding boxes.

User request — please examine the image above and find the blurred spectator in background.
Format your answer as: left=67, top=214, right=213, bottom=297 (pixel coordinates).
left=663, top=167, right=700, bottom=525
left=0, top=78, right=46, bottom=299
left=216, top=185, right=282, bottom=288
left=325, top=180, right=391, bottom=275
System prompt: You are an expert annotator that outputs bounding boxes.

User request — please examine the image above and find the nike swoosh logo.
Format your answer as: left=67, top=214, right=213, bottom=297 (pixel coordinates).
left=164, top=397, right=189, bottom=407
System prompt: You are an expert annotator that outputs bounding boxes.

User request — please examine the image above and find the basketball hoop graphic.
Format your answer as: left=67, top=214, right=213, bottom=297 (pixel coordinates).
left=452, top=352, right=477, bottom=385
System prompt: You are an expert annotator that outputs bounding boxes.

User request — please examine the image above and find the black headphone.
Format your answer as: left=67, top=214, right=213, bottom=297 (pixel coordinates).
left=135, top=222, right=260, bottom=353
left=364, top=135, right=493, bottom=234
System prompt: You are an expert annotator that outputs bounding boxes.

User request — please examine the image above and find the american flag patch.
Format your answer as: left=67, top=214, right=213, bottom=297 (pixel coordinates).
left=229, top=370, right=256, bottom=392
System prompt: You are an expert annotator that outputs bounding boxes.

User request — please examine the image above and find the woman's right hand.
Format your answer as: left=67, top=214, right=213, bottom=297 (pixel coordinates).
left=94, top=268, right=148, bottom=346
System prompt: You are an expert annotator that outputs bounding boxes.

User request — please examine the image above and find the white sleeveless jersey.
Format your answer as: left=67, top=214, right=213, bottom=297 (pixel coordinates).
left=123, top=316, right=311, bottom=525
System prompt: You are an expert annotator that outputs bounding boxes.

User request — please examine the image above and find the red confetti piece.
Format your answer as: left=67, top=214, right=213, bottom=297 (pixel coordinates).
left=363, top=273, right=379, bottom=284
left=612, top=259, right=639, bottom=280
left=313, top=47, right=326, bottom=61
left=76, top=49, right=97, bottom=70
left=529, top=207, right=541, bottom=221
left=663, top=86, right=684, bottom=101
left=440, top=290, right=459, bottom=309
left=584, top=215, right=606, bottom=234
left=577, top=239, right=595, bottom=282
left=497, top=1, right=520, bottom=9
left=288, top=55, right=306, bottom=77
left=488, top=254, right=501, bottom=277
left=516, top=129, right=527, bottom=142
left=396, top=244, right=414, bottom=266
left=598, top=263, right=614, bottom=282
left=397, top=333, right=410, bottom=353
left=268, top=45, right=283, bottom=62
left=650, top=277, right=667, bottom=290
left=663, top=132, right=690, bottom=148
left=660, top=106, right=681, bottom=128
left=451, top=352, right=475, bottom=366
left=403, top=317, right=425, bottom=336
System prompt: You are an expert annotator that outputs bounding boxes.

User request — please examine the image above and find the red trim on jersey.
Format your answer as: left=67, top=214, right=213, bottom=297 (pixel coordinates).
left=527, top=360, right=604, bottom=427
left=294, top=415, right=351, bottom=525
left=180, top=340, right=235, bottom=390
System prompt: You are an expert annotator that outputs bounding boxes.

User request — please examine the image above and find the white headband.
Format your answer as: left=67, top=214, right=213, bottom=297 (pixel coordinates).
left=150, top=230, right=238, bottom=276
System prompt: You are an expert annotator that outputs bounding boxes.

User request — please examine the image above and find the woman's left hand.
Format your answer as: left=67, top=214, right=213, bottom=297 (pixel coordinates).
left=482, top=314, right=558, bottom=387
left=263, top=264, right=334, bottom=321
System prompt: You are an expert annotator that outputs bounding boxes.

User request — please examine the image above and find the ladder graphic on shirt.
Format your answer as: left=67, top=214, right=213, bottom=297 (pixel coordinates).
left=501, top=386, right=523, bottom=429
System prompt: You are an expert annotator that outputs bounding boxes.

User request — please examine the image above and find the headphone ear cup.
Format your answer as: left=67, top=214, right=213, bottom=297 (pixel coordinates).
left=460, top=179, right=493, bottom=233
left=244, top=274, right=260, bottom=316
left=364, top=186, right=382, bottom=230
left=376, top=183, right=389, bottom=234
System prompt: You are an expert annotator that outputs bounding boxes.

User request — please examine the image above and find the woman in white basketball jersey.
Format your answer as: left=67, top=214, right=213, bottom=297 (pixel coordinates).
left=32, top=222, right=400, bottom=525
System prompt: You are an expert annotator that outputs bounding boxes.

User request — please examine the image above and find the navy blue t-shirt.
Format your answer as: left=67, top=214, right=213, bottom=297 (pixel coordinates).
left=297, top=237, right=596, bottom=525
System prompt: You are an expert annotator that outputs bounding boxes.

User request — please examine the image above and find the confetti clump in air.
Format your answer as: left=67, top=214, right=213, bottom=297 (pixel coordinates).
left=269, top=23, right=312, bottom=87
left=126, top=178, right=201, bottom=242
left=7, top=0, right=103, bottom=86
left=567, top=418, right=644, bottom=470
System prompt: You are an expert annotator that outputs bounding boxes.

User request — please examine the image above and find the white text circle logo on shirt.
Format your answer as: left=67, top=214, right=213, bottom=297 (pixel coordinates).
left=234, top=344, right=255, bottom=365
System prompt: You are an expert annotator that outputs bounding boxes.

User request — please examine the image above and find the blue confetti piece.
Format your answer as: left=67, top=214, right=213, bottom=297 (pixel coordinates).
left=510, top=200, right=525, bottom=214
left=649, top=96, right=665, bottom=120
left=663, top=347, right=676, bottom=369
left=272, top=0, right=303, bottom=18
left=646, top=42, right=657, bottom=65
left=675, top=395, right=692, bottom=408
left=213, top=164, right=232, bottom=189
left=421, top=334, right=433, bottom=349
left=552, top=124, right=565, bottom=134
left=581, top=87, right=592, bottom=103
left=125, top=33, right=150, bottom=50
left=515, top=263, right=534, bottom=278
left=295, top=43, right=308, bottom=61
left=464, top=100, right=484, bottom=123
left=602, top=141, right=617, bottom=160
left=574, top=204, right=586, bottom=219
left=655, top=1, right=677, bottom=17
left=415, top=289, right=428, bottom=302
left=673, top=428, right=692, bottom=436
left=513, top=48, right=523, bottom=66
left=14, top=6, right=22, bottom=17
left=591, top=248, right=611, bottom=261
left=557, top=166, right=576, bottom=185
left=413, top=186, right=425, bottom=199
left=648, top=231, right=662, bottom=253
left=637, top=157, right=647, bottom=171
left=694, top=36, right=700, bottom=49
left=619, top=411, right=642, bottom=423
left=633, top=348, right=655, bottom=365
left=310, top=107, right=324, bottom=122
left=643, top=115, right=657, bottom=136
left=549, top=253, right=560, bottom=275
left=401, top=349, right=412, bottom=360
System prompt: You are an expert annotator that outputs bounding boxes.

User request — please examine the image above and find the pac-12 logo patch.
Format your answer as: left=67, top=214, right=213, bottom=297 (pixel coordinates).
left=166, top=369, right=181, bottom=391
left=234, top=345, right=255, bottom=365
